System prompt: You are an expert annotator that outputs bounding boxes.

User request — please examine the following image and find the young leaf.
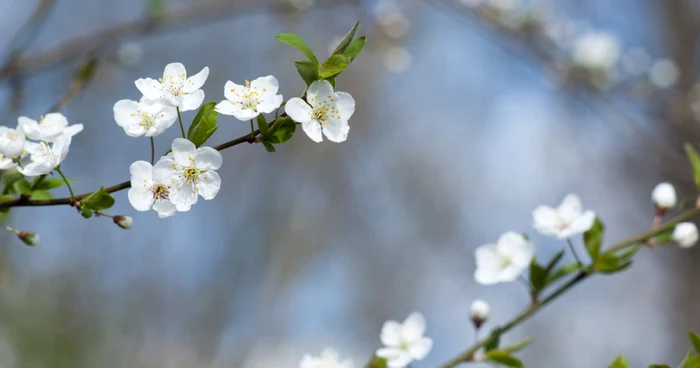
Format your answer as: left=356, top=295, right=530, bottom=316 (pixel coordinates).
left=262, top=141, right=276, bottom=153
left=679, top=350, right=700, bottom=368
left=608, top=356, right=629, bottom=368
left=502, top=337, right=535, bottom=354
left=331, top=21, right=360, bottom=55
left=187, top=102, right=219, bottom=147
left=264, top=117, right=296, bottom=144
left=584, top=217, right=605, bottom=260
left=485, top=329, right=502, bottom=352
left=81, top=187, right=115, bottom=211
left=546, top=263, right=581, bottom=284
left=277, top=33, right=318, bottom=64
left=684, top=143, right=700, bottom=189
left=294, top=60, right=320, bottom=86
left=12, top=180, right=32, bottom=196
left=648, top=365, right=671, bottom=368
left=485, top=350, right=523, bottom=368
left=529, top=258, right=547, bottom=291
left=80, top=206, right=93, bottom=218
left=689, top=332, right=700, bottom=354
left=319, top=54, right=350, bottom=78
left=594, top=252, right=632, bottom=274
left=34, top=177, right=75, bottom=190
left=343, top=36, right=366, bottom=60
left=257, top=114, right=268, bottom=135
left=30, top=190, right=53, bottom=200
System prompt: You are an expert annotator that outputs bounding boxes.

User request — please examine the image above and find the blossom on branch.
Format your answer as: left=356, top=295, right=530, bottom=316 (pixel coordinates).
left=376, top=312, right=433, bottom=368
left=18, top=113, right=83, bottom=142
left=0, top=125, right=25, bottom=158
left=673, top=222, right=698, bottom=249
left=299, top=348, right=354, bottom=368
left=470, top=299, right=489, bottom=328
left=474, top=232, right=534, bottom=285
left=532, top=194, right=595, bottom=239
left=286, top=80, right=355, bottom=143
left=128, top=160, right=177, bottom=218
left=651, top=182, right=677, bottom=211
left=135, top=62, right=209, bottom=112
left=572, top=31, right=620, bottom=71
left=113, top=99, right=177, bottom=137
left=215, top=75, right=283, bottom=121
left=17, top=135, right=72, bottom=177
left=152, top=138, right=222, bottom=212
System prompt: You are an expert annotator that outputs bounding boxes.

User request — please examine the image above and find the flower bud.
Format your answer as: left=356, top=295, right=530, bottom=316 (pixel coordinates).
left=113, top=215, right=133, bottom=230
left=470, top=299, right=489, bottom=328
left=673, top=222, right=699, bottom=249
left=651, top=182, right=677, bottom=212
left=18, top=231, right=39, bottom=246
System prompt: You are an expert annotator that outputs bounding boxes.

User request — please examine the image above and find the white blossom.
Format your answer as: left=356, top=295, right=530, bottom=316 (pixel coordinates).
left=18, top=113, right=83, bottom=142
left=376, top=312, right=433, bottom=368
left=673, top=222, right=698, bottom=249
left=474, top=232, right=534, bottom=285
left=0, top=125, right=25, bottom=158
left=0, top=154, right=16, bottom=170
left=117, top=42, right=143, bottom=66
left=299, top=348, right=353, bottom=368
left=135, top=62, right=209, bottom=112
left=383, top=47, right=412, bottom=74
left=651, top=182, right=677, bottom=210
left=113, top=99, right=177, bottom=137
left=128, top=160, right=177, bottom=218
left=470, top=299, right=489, bottom=320
left=572, top=31, right=620, bottom=70
left=215, top=76, right=283, bottom=121
left=17, top=135, right=71, bottom=177
left=532, top=194, right=596, bottom=239
left=286, top=80, right=355, bottom=143
left=152, top=138, right=222, bottom=212
left=648, top=59, right=679, bottom=89
left=113, top=215, right=133, bottom=229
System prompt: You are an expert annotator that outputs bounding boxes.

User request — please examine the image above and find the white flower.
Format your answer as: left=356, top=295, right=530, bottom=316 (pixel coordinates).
left=215, top=75, right=283, bottom=121
left=17, top=135, right=71, bottom=177
left=376, top=312, right=433, bottom=368
left=474, top=232, right=534, bottom=285
left=286, top=80, right=355, bottom=143
left=152, top=138, right=222, bottom=212
left=651, top=182, right=677, bottom=210
left=572, top=31, right=620, bottom=70
left=128, top=160, right=177, bottom=218
left=113, top=99, right=177, bottom=137
left=135, top=62, right=209, bottom=112
left=299, top=348, right=353, bottom=368
left=0, top=154, right=16, bottom=170
left=470, top=299, right=489, bottom=320
left=532, top=194, right=596, bottom=239
left=0, top=125, right=25, bottom=158
left=673, top=222, right=698, bottom=249
left=18, top=113, right=83, bottom=142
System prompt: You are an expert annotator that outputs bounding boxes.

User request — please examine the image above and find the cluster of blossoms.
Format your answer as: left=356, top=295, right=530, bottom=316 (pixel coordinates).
left=0, top=113, right=83, bottom=176
left=114, top=63, right=356, bottom=217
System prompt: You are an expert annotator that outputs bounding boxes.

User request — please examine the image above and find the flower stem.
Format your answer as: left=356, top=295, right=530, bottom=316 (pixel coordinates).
left=30, top=174, right=46, bottom=191
left=177, top=107, right=186, bottom=138
left=249, top=119, right=255, bottom=140
left=55, top=167, right=75, bottom=201
left=2, top=224, right=19, bottom=235
left=566, top=238, right=583, bottom=266
left=149, top=137, right=155, bottom=165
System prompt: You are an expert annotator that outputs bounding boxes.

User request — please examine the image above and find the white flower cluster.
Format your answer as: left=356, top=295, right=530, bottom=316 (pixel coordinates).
left=114, top=63, right=356, bottom=217
left=300, top=312, right=433, bottom=368
left=0, top=113, right=83, bottom=177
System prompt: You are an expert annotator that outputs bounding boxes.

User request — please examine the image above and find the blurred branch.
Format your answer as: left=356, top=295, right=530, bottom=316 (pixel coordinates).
left=0, top=0, right=57, bottom=69
left=0, top=0, right=352, bottom=81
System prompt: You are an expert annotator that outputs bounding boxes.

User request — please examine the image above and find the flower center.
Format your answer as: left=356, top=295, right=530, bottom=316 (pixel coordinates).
left=308, top=95, right=341, bottom=127
left=181, top=165, right=202, bottom=186
left=139, top=113, right=156, bottom=130
left=499, top=253, right=513, bottom=267
left=151, top=183, right=169, bottom=200
left=159, top=73, right=186, bottom=97
left=232, top=81, right=260, bottom=111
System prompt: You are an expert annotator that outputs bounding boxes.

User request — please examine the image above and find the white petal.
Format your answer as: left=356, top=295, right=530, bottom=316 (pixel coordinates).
left=334, top=91, right=355, bottom=121
left=153, top=199, right=177, bottom=218
left=63, top=124, right=83, bottom=137
left=558, top=193, right=583, bottom=223
left=376, top=347, right=401, bottom=359
left=559, top=211, right=596, bottom=238
left=152, top=157, right=178, bottom=183
left=408, top=337, right=433, bottom=360
left=113, top=100, right=140, bottom=128
left=128, top=187, right=154, bottom=211
left=387, top=352, right=413, bottom=368
left=0, top=157, right=16, bottom=170
left=171, top=138, right=197, bottom=166
left=497, top=232, right=534, bottom=268
left=257, top=93, right=284, bottom=114
left=223, top=80, right=245, bottom=102
left=183, top=66, right=209, bottom=93
left=285, top=98, right=313, bottom=124
left=322, top=119, right=349, bottom=143
left=198, top=170, right=221, bottom=200
left=135, top=78, right=163, bottom=101
left=153, top=106, right=178, bottom=133
left=51, top=135, right=71, bottom=164
left=250, top=75, right=280, bottom=95
left=170, top=183, right=198, bottom=212
left=401, top=312, right=426, bottom=342
left=380, top=320, right=401, bottom=347
left=17, top=117, right=41, bottom=140
left=129, top=160, right=153, bottom=184
left=196, top=147, right=222, bottom=170
left=532, top=205, right=560, bottom=237
left=307, top=80, right=334, bottom=106
left=231, top=107, right=259, bottom=121
left=474, top=244, right=502, bottom=285
left=302, top=120, right=323, bottom=143
left=215, top=100, right=239, bottom=117
left=180, top=89, right=205, bottom=112
left=163, top=62, right=187, bottom=79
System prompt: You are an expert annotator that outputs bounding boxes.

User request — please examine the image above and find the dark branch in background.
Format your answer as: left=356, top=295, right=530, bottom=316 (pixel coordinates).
left=0, top=0, right=351, bottom=81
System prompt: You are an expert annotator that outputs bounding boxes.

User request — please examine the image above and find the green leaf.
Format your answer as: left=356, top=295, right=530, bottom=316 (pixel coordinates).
left=485, top=329, right=502, bottom=352
left=584, top=217, right=605, bottom=260
left=262, top=142, right=276, bottom=153
left=331, top=21, right=360, bottom=55
left=502, top=337, right=535, bottom=354
left=80, top=206, right=93, bottom=218
left=294, top=60, right=320, bottom=86
left=34, top=177, right=75, bottom=190
left=648, top=365, right=671, bottom=368
left=74, top=55, right=99, bottom=83
left=594, top=252, right=632, bottom=274
left=81, top=187, right=115, bottom=211
left=608, top=355, right=629, bottom=368
left=30, top=190, right=52, bottom=200
left=12, top=180, right=32, bottom=196
left=187, top=102, right=219, bottom=147
left=529, top=258, right=546, bottom=291
left=0, top=194, right=13, bottom=214
left=651, top=227, right=675, bottom=244
left=319, top=54, right=350, bottom=78
left=685, top=143, right=700, bottom=189
left=263, top=117, right=296, bottom=144
left=680, top=351, right=700, bottom=368
left=343, top=36, right=366, bottom=60
left=485, top=350, right=523, bottom=368
left=277, top=33, right=318, bottom=64
left=366, top=356, right=387, bottom=368
left=546, top=263, right=581, bottom=284
left=690, top=332, right=700, bottom=354
left=257, top=114, right=268, bottom=135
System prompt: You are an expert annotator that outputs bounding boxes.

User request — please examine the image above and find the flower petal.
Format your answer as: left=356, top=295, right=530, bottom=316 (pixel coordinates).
left=215, top=100, right=239, bottom=117
left=17, top=117, right=41, bottom=140
left=380, top=320, right=401, bottom=347
left=322, top=119, right=349, bottom=143
left=474, top=244, right=502, bottom=285
left=129, top=160, right=154, bottom=184
left=408, top=337, right=433, bottom=360
left=180, top=89, right=205, bottom=112
left=532, top=205, right=560, bottom=237
left=285, top=98, right=313, bottom=124
left=152, top=157, right=178, bottom=183
left=307, top=80, right=334, bottom=105
left=401, top=312, right=426, bottom=342
left=171, top=138, right=197, bottom=166
left=334, top=91, right=355, bottom=121
left=196, top=147, right=222, bottom=170
left=153, top=199, right=177, bottom=218
left=376, top=347, right=401, bottom=359
left=559, top=210, right=596, bottom=238
left=128, top=186, right=154, bottom=211
left=387, top=351, right=413, bottom=368
left=223, top=80, right=245, bottom=102
left=163, top=62, right=187, bottom=79
left=198, top=170, right=221, bottom=200
left=302, top=120, right=323, bottom=143
left=63, top=123, right=83, bottom=137
left=183, top=66, right=209, bottom=93
left=170, top=183, right=198, bottom=212
left=113, top=99, right=140, bottom=128
left=558, top=193, right=583, bottom=223
left=135, top=78, right=163, bottom=101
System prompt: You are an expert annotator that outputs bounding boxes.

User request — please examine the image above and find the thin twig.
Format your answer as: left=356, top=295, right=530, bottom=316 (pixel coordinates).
left=566, top=238, right=583, bottom=266
left=149, top=137, right=155, bottom=165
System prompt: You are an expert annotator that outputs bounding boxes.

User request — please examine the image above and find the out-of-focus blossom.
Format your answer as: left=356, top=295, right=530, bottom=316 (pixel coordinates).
left=474, top=232, right=534, bottom=285
left=470, top=299, right=489, bottom=328
left=532, top=194, right=596, bottom=239
left=376, top=312, right=433, bottom=368
left=651, top=182, right=677, bottom=211
left=289, top=0, right=314, bottom=10
left=621, top=48, right=651, bottom=76
left=379, top=11, right=410, bottom=39
left=383, top=47, right=412, bottom=74
left=18, top=113, right=83, bottom=142
left=673, top=222, right=698, bottom=249
left=117, top=42, right=143, bottom=66
left=648, top=59, right=679, bottom=89
left=572, top=31, right=620, bottom=70
left=299, top=348, right=353, bottom=368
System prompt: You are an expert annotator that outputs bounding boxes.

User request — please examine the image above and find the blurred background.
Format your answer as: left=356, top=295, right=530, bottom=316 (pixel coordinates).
left=0, top=0, right=699, bottom=367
